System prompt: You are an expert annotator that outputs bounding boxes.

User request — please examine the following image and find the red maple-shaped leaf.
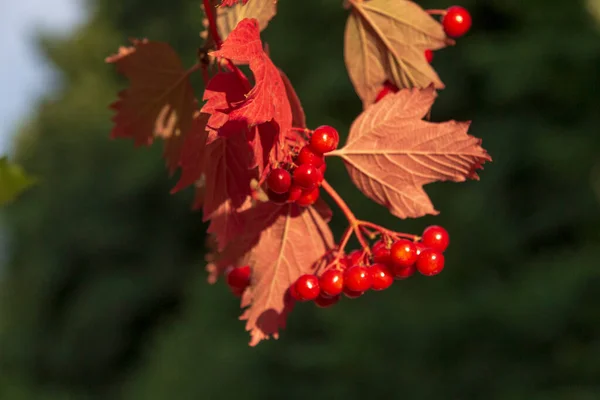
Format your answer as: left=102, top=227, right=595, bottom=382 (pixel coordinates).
left=106, top=39, right=197, bottom=173
left=329, top=86, right=491, bottom=219
left=201, top=72, right=248, bottom=140
left=171, top=112, right=209, bottom=193
left=220, top=0, right=249, bottom=6
left=241, top=202, right=334, bottom=346
left=210, top=18, right=292, bottom=146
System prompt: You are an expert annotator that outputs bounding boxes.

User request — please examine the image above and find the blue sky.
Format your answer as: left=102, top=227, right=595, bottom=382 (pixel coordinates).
left=0, top=0, right=84, bottom=155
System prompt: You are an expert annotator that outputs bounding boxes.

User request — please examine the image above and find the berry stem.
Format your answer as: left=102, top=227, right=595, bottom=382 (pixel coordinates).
left=321, top=180, right=371, bottom=255
left=426, top=9, right=447, bottom=16
left=357, top=220, right=420, bottom=242
left=203, top=0, right=222, bottom=49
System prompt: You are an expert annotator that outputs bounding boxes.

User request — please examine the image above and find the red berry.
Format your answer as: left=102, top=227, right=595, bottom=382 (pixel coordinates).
left=296, top=145, right=324, bottom=167
left=415, top=242, right=428, bottom=256
left=294, top=274, right=320, bottom=301
left=421, top=225, right=450, bottom=252
left=442, top=6, right=472, bottom=38
left=393, top=264, right=416, bottom=280
left=226, top=265, right=251, bottom=290
left=288, top=283, right=301, bottom=301
left=267, top=168, right=292, bottom=194
left=267, top=188, right=289, bottom=205
left=310, top=125, right=339, bottom=154
left=344, top=265, right=372, bottom=292
left=390, top=239, right=418, bottom=268
left=416, top=249, right=445, bottom=276
left=314, top=293, right=340, bottom=308
left=343, top=286, right=363, bottom=299
left=296, top=187, right=320, bottom=207
left=370, top=263, right=394, bottom=291
left=425, top=49, right=434, bottom=63
left=346, top=249, right=366, bottom=267
left=374, top=81, right=399, bottom=103
left=318, top=162, right=327, bottom=177
left=372, top=240, right=391, bottom=264
left=319, top=269, right=344, bottom=297
left=287, top=185, right=303, bottom=203
left=230, top=286, right=245, bottom=297
left=293, top=164, right=320, bottom=190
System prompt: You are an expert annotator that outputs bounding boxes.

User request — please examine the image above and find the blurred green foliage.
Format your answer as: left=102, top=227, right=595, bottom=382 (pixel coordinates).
left=0, top=157, right=36, bottom=207
left=2, top=0, right=600, bottom=399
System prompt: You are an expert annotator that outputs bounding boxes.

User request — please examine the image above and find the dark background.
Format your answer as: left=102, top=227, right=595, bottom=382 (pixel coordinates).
left=2, top=0, right=600, bottom=398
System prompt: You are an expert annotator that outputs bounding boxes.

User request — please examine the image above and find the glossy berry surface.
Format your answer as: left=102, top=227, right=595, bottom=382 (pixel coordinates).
left=442, top=6, right=472, bottom=38
left=310, top=125, right=339, bottom=154
left=267, top=168, right=292, bottom=194
left=370, top=263, right=394, bottom=291
left=416, top=249, right=445, bottom=276
left=371, top=240, right=391, bottom=264
left=392, top=264, right=416, bottom=279
left=287, top=185, right=303, bottom=203
left=390, top=239, right=418, bottom=268
left=226, top=265, right=251, bottom=290
left=296, top=187, right=320, bottom=207
left=344, top=265, right=373, bottom=292
left=314, top=293, right=340, bottom=308
left=425, top=49, right=434, bottom=63
left=343, top=286, right=363, bottom=299
left=346, top=249, right=365, bottom=267
left=293, top=164, right=320, bottom=190
left=374, top=81, right=399, bottom=103
left=319, top=269, right=344, bottom=297
left=296, top=145, right=324, bottom=167
left=294, top=274, right=320, bottom=301
left=421, top=225, right=450, bottom=252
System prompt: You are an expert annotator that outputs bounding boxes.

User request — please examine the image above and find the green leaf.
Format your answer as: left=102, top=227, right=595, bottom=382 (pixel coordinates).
left=0, top=157, right=37, bottom=206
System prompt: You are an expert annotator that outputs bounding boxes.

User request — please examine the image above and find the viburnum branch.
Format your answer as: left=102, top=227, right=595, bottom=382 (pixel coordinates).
left=203, top=0, right=222, bottom=49
left=321, top=179, right=371, bottom=255
left=357, top=220, right=420, bottom=242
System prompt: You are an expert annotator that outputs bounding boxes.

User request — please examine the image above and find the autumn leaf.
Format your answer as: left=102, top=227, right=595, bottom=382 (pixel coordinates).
left=279, top=69, right=306, bottom=130
left=201, top=0, right=277, bottom=44
left=241, top=202, right=335, bottom=346
left=201, top=72, right=248, bottom=139
left=207, top=196, right=253, bottom=251
left=171, top=112, right=209, bottom=193
left=220, top=0, right=249, bottom=6
left=106, top=39, right=198, bottom=173
left=0, top=157, right=36, bottom=206
left=329, top=87, right=491, bottom=219
left=210, top=18, right=292, bottom=140
left=344, top=0, right=452, bottom=108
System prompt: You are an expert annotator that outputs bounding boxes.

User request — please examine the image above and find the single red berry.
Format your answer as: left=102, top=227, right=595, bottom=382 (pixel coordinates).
left=287, top=185, right=303, bottom=203
left=288, top=283, right=301, bottom=301
left=344, top=265, right=373, bottom=292
left=310, top=125, right=339, bottom=154
left=318, top=162, right=327, bottom=177
left=393, top=264, right=416, bottom=280
left=296, top=145, right=324, bottom=167
left=421, top=225, right=450, bottom=252
left=370, top=263, right=394, bottom=291
left=343, top=286, right=363, bottom=299
left=226, top=265, right=251, bottom=290
left=425, top=49, right=434, bottom=63
left=267, top=188, right=289, bottom=205
left=230, top=286, right=245, bottom=297
left=374, top=81, right=399, bottom=103
left=319, top=269, right=344, bottom=297
left=296, top=186, right=320, bottom=207
left=442, top=6, right=472, bottom=38
left=415, top=242, right=428, bottom=256
left=267, top=168, right=292, bottom=194
left=294, top=274, right=320, bottom=301
left=372, top=240, right=391, bottom=264
left=416, top=249, right=445, bottom=276
left=390, top=239, right=419, bottom=268
left=314, top=293, right=341, bottom=308
left=347, top=249, right=365, bottom=266
left=293, top=164, right=320, bottom=190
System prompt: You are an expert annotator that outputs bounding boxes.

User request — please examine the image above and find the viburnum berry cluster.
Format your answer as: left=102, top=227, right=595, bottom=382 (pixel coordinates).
left=105, top=0, right=491, bottom=346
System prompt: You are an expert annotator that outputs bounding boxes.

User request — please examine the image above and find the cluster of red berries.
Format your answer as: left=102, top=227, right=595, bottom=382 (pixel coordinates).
left=289, top=225, right=450, bottom=308
left=265, top=125, right=339, bottom=207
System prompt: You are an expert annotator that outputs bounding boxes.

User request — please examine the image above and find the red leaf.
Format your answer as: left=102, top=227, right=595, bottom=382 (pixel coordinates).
left=207, top=196, right=253, bottom=251
left=329, top=87, right=491, bottom=219
left=279, top=69, right=306, bottom=129
left=220, top=0, right=249, bottom=6
left=201, top=72, right=248, bottom=140
left=202, top=132, right=256, bottom=224
left=210, top=18, right=292, bottom=143
left=106, top=39, right=197, bottom=173
left=171, top=113, right=209, bottom=193
left=241, top=202, right=335, bottom=346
